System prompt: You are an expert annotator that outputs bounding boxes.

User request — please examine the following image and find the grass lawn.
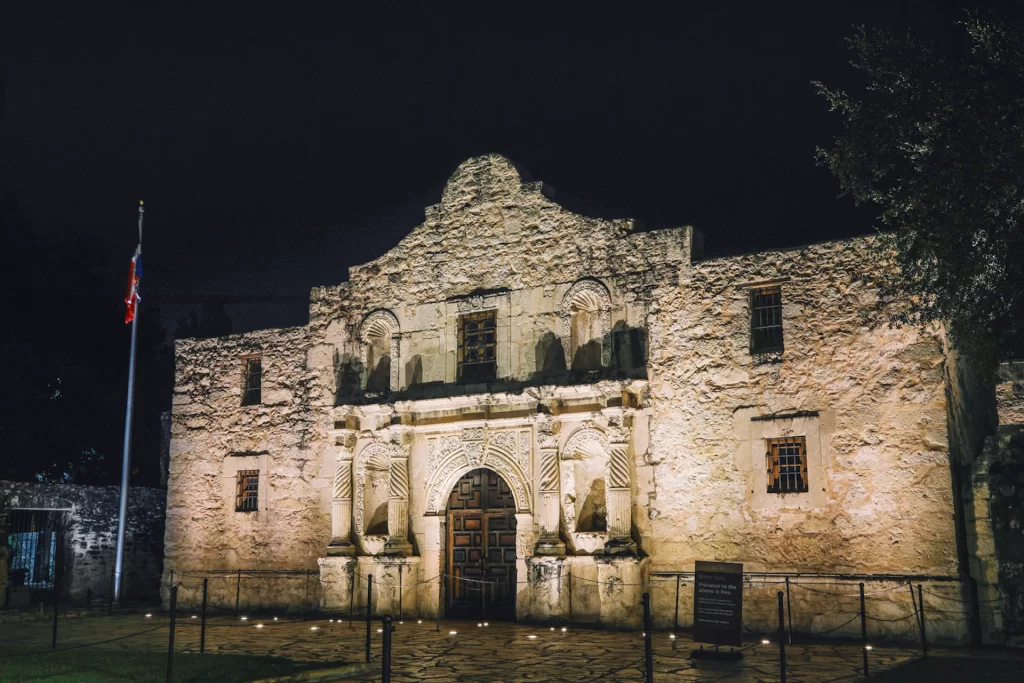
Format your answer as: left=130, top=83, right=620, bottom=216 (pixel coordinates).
left=0, top=647, right=330, bottom=682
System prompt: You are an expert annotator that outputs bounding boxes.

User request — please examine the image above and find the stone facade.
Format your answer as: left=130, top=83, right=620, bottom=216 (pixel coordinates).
left=165, top=154, right=994, bottom=641
left=1, top=481, right=165, bottom=604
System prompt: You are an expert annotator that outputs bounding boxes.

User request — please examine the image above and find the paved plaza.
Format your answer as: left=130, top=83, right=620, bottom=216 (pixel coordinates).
left=2, top=609, right=1023, bottom=682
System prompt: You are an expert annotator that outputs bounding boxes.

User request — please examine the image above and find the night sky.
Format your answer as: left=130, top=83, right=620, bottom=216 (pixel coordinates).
left=1, top=1, right=1020, bottom=484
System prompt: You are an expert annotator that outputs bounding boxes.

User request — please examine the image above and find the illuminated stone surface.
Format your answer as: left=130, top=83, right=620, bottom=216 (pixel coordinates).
left=165, top=154, right=1009, bottom=640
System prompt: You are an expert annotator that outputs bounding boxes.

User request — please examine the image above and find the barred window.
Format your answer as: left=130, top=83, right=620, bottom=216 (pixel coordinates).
left=458, top=310, right=497, bottom=382
left=235, top=470, right=259, bottom=511
left=241, top=356, right=262, bottom=406
left=750, top=286, right=784, bottom=354
left=766, top=437, right=808, bottom=494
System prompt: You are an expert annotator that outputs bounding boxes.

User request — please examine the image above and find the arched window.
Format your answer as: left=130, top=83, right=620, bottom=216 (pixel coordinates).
left=359, top=310, right=400, bottom=393
left=560, top=279, right=612, bottom=373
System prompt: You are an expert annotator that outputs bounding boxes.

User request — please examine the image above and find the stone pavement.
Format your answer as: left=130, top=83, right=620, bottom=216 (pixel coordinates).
left=2, top=609, right=1023, bottom=682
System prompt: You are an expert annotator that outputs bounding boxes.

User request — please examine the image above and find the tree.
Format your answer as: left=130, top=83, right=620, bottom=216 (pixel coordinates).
left=815, top=15, right=1024, bottom=372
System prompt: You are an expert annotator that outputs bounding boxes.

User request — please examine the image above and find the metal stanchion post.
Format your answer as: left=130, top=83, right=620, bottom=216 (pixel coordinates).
left=642, top=592, right=653, bottom=683
left=365, top=574, right=374, bottom=663
left=200, top=578, right=208, bottom=655
left=349, top=571, right=356, bottom=629
left=436, top=576, right=443, bottom=633
left=778, top=591, right=786, bottom=683
left=399, top=565, right=403, bottom=622
left=673, top=575, right=680, bottom=638
left=859, top=583, right=868, bottom=676
left=917, top=584, right=928, bottom=658
left=51, top=580, right=59, bottom=649
left=235, top=569, right=242, bottom=618
left=381, top=614, right=393, bottom=683
left=785, top=576, right=793, bottom=644
left=167, top=586, right=178, bottom=683
left=481, top=578, right=486, bottom=622
left=109, top=567, right=115, bottom=615
left=568, top=572, right=573, bottom=628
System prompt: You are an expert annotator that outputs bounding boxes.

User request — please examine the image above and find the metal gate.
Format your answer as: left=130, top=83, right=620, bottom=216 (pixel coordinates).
left=6, top=509, right=67, bottom=603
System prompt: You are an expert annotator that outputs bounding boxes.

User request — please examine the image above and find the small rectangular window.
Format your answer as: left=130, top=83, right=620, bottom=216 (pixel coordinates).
left=766, top=437, right=808, bottom=493
left=458, top=310, right=497, bottom=382
left=750, top=286, right=784, bottom=354
left=235, top=470, right=259, bottom=511
left=241, top=356, right=262, bottom=406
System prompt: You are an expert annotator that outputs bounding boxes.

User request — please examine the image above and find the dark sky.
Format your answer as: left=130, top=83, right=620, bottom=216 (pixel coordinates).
left=1, top=1, right=1020, bottom=482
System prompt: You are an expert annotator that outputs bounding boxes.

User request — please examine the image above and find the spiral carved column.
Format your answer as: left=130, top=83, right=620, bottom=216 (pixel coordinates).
left=535, top=446, right=566, bottom=556
left=605, top=438, right=636, bottom=556
left=329, top=432, right=356, bottom=556
left=385, top=454, right=413, bottom=556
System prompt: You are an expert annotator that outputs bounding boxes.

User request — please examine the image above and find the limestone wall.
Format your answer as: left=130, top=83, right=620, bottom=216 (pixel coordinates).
left=1, top=480, right=165, bottom=603
left=164, top=325, right=334, bottom=608
left=645, top=237, right=959, bottom=579
left=165, top=154, right=976, bottom=640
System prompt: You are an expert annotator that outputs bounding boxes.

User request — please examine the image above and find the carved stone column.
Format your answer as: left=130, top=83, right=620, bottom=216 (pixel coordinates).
left=329, top=432, right=356, bottom=556
left=605, top=429, right=636, bottom=556
left=385, top=452, right=413, bottom=556
left=535, top=446, right=566, bottom=556
left=534, top=418, right=565, bottom=556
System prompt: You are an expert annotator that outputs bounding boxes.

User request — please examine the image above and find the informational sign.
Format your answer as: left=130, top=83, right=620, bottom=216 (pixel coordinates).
left=693, top=561, right=743, bottom=647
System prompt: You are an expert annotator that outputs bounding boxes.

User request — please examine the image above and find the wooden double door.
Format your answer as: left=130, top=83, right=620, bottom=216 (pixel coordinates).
left=446, top=468, right=517, bottom=620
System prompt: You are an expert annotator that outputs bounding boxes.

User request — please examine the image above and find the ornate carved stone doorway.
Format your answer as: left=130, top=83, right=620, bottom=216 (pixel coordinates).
left=446, top=468, right=517, bottom=620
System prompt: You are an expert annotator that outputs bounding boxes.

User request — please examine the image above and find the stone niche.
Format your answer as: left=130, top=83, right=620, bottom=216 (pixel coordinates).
left=353, top=437, right=412, bottom=557
left=560, top=420, right=634, bottom=556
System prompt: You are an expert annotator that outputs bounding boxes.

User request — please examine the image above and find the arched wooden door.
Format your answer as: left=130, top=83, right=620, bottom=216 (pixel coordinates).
left=446, top=468, right=517, bottom=620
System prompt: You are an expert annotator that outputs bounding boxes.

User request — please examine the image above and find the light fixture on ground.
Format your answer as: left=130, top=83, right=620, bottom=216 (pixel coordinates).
left=527, top=635, right=537, bottom=640
left=144, top=613, right=152, bottom=618
left=761, top=639, right=770, bottom=645
left=255, top=624, right=264, bottom=629
left=310, top=626, right=319, bottom=631
left=449, top=630, right=457, bottom=635
left=865, top=645, right=873, bottom=651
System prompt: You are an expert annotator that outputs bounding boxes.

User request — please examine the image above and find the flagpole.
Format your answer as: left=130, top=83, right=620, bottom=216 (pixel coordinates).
left=114, top=201, right=144, bottom=603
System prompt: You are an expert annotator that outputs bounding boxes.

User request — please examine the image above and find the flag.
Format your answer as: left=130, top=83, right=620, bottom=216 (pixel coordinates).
left=124, top=247, right=142, bottom=323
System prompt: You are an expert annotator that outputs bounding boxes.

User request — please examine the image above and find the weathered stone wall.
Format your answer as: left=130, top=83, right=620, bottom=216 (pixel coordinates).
left=164, top=325, right=334, bottom=608
left=1, top=480, right=165, bottom=603
left=306, top=155, right=692, bottom=401
left=166, top=154, right=975, bottom=640
left=646, top=237, right=958, bottom=577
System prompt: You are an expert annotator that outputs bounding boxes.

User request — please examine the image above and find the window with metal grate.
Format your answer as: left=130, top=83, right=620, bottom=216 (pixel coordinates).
left=241, top=355, right=262, bottom=406
left=457, top=310, right=497, bottom=382
left=750, top=286, right=784, bottom=354
left=766, top=436, right=808, bottom=493
left=235, top=470, right=259, bottom=511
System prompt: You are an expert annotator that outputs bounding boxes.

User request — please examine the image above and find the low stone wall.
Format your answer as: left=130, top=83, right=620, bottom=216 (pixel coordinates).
left=1, top=481, right=165, bottom=604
